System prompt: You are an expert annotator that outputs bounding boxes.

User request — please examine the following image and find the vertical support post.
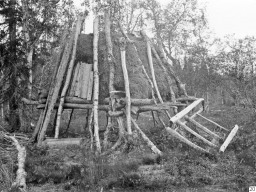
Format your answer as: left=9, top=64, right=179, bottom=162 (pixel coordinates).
left=93, top=16, right=101, bottom=153
left=119, top=37, right=132, bottom=135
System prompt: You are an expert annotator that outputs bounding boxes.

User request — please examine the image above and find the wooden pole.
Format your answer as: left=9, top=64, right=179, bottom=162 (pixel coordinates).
left=131, top=118, right=162, bottom=156
left=145, top=37, right=163, bottom=104
left=165, top=127, right=209, bottom=153
left=170, top=98, right=204, bottom=125
left=184, top=115, right=221, bottom=139
left=37, top=25, right=76, bottom=145
left=105, top=10, right=126, bottom=152
left=55, top=15, right=84, bottom=138
left=177, top=120, right=218, bottom=148
left=119, top=37, right=132, bottom=135
left=197, top=114, right=229, bottom=132
left=93, top=16, right=101, bottom=153
left=141, top=30, right=176, bottom=102
left=220, top=125, right=239, bottom=152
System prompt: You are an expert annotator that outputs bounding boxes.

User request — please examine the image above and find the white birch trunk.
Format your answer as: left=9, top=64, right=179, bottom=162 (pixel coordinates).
left=93, top=16, right=101, bottom=153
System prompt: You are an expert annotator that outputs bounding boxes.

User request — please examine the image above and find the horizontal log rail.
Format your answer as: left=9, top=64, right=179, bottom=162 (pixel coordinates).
left=197, top=114, right=229, bottom=132
left=177, top=120, right=218, bottom=148
left=170, top=98, right=204, bottom=125
left=37, top=103, right=110, bottom=111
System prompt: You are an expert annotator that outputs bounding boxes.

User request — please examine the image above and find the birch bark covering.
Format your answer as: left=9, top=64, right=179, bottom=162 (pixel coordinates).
left=93, top=16, right=101, bottom=153
left=55, top=15, right=84, bottom=139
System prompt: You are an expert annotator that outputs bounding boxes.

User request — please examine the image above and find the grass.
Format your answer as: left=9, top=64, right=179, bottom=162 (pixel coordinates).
left=20, top=105, right=256, bottom=191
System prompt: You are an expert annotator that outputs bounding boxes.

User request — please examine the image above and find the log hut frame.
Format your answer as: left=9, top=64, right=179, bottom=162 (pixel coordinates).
left=24, top=12, right=239, bottom=155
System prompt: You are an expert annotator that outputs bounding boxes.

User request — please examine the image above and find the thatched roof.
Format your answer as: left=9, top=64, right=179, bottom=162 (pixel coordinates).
left=76, top=33, right=174, bottom=102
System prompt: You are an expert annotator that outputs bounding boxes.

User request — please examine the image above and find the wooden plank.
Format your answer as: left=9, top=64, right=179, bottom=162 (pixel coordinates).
left=70, top=62, right=81, bottom=96
left=75, top=63, right=85, bottom=97
left=184, top=115, right=222, bottom=139
left=219, top=125, right=239, bottom=152
left=177, top=120, right=218, bottom=148
left=165, top=127, right=209, bottom=153
left=87, top=71, right=93, bottom=100
left=80, top=63, right=92, bottom=99
left=74, top=62, right=82, bottom=96
left=197, top=114, right=229, bottom=132
left=42, top=138, right=83, bottom=146
left=170, top=98, right=204, bottom=125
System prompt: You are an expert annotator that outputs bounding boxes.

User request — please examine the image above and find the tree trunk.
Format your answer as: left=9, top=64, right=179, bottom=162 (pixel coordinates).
left=8, top=0, right=20, bottom=132
left=93, top=16, right=101, bottom=153
left=119, top=38, right=132, bottom=135
left=105, top=10, right=126, bottom=151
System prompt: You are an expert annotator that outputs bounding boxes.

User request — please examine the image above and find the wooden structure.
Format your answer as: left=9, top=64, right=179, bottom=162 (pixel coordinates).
left=28, top=13, right=239, bottom=154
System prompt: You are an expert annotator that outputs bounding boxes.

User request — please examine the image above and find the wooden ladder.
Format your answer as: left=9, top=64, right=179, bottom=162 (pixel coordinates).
left=166, top=98, right=239, bottom=153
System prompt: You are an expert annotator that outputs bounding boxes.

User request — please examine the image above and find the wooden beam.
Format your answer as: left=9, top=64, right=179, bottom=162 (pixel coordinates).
left=219, top=125, right=239, bottom=152
left=170, top=98, right=204, bottom=125
left=42, top=138, right=83, bottom=146
left=184, top=115, right=222, bottom=139
left=37, top=103, right=109, bottom=111
left=165, top=127, right=209, bottom=153
left=197, top=114, right=229, bottom=132
left=177, top=120, right=218, bottom=148
left=176, top=97, right=198, bottom=102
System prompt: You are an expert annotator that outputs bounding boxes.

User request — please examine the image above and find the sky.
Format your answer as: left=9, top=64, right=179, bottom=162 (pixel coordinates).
left=74, top=0, right=256, bottom=38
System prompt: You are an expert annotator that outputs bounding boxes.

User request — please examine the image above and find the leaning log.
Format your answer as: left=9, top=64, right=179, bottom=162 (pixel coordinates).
left=55, top=15, right=84, bottom=139
left=131, top=118, right=162, bottom=156
left=37, top=24, right=76, bottom=145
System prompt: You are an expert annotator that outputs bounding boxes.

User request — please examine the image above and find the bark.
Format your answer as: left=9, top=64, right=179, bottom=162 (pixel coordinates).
left=55, top=15, right=84, bottom=139
left=93, top=16, right=101, bottom=153
left=119, top=37, right=132, bottom=135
